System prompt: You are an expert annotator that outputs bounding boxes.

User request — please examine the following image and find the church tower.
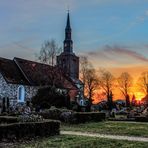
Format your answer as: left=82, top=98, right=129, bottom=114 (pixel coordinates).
left=57, top=12, right=79, bottom=79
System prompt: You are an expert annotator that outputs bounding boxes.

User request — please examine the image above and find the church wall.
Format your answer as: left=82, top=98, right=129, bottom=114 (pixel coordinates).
left=69, top=89, right=78, bottom=101
left=69, top=55, right=79, bottom=79
left=0, top=73, right=39, bottom=103
left=57, top=54, right=79, bottom=79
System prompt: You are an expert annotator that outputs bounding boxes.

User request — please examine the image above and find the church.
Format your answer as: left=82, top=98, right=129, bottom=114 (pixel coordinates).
left=0, top=12, right=84, bottom=106
left=57, top=12, right=84, bottom=105
left=57, top=12, right=79, bottom=79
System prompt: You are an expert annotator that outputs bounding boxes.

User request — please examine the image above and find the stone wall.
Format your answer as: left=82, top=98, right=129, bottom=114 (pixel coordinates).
left=0, top=73, right=39, bottom=103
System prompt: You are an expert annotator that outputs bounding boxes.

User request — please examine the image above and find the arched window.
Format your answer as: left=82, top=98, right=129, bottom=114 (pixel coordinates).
left=80, top=99, right=84, bottom=106
left=17, top=86, right=25, bottom=102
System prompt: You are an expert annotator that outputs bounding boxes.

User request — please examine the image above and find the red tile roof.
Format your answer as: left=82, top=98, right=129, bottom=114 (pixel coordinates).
left=0, top=57, right=77, bottom=90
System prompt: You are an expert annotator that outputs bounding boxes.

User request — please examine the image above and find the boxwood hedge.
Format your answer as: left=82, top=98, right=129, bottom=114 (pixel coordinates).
left=0, top=120, right=60, bottom=141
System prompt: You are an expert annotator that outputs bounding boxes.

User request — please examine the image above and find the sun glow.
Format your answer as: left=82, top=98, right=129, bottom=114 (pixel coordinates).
left=134, top=92, right=145, bottom=101
left=92, top=88, right=146, bottom=104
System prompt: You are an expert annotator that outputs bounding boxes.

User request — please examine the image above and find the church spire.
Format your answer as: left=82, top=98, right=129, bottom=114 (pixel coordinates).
left=63, top=11, right=73, bottom=53
left=66, top=11, right=71, bottom=30
left=57, top=11, right=79, bottom=79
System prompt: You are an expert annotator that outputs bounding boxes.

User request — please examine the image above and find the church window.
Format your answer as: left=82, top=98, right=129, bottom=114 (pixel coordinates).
left=17, top=85, right=25, bottom=103
left=80, top=99, right=84, bottom=106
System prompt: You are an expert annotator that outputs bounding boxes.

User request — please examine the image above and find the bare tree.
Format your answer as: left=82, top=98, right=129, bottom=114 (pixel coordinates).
left=36, top=39, right=61, bottom=66
left=137, top=71, right=148, bottom=96
left=99, top=69, right=114, bottom=102
left=80, top=56, right=98, bottom=103
left=85, top=68, right=98, bottom=102
left=118, top=72, right=133, bottom=107
left=80, top=56, right=90, bottom=91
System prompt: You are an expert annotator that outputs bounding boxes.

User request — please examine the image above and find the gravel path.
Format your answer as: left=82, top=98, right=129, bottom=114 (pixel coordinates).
left=61, top=131, right=148, bottom=142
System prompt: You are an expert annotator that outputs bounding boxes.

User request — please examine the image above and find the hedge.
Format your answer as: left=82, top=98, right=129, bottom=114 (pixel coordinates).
left=0, top=120, right=60, bottom=141
left=74, top=112, right=106, bottom=123
left=108, top=118, right=135, bottom=122
left=135, top=116, right=148, bottom=122
left=39, top=109, right=61, bottom=120
left=0, top=116, right=18, bottom=124
left=39, top=110, right=106, bottom=124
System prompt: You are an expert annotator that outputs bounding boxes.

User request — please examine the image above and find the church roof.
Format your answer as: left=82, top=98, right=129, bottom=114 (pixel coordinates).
left=0, top=57, right=77, bottom=90
left=14, top=57, right=53, bottom=86
left=65, top=12, right=71, bottom=30
left=0, top=57, right=29, bottom=85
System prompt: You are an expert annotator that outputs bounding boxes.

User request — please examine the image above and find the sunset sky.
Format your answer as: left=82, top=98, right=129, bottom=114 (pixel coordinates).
left=0, top=0, right=148, bottom=101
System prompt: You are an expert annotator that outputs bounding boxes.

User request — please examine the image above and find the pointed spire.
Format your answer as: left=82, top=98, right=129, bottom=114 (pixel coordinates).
left=66, top=11, right=71, bottom=30
left=63, top=11, right=73, bottom=53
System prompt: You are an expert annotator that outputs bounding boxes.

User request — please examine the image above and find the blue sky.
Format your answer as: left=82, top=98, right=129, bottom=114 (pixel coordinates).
left=0, top=0, right=147, bottom=76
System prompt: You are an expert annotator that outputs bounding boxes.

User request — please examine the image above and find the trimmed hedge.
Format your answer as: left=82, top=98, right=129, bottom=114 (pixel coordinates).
left=74, top=112, right=106, bottom=123
left=108, top=118, right=135, bottom=122
left=39, top=110, right=106, bottom=124
left=0, top=116, right=18, bottom=124
left=135, top=116, right=148, bottom=122
left=0, top=120, right=60, bottom=141
left=39, top=109, right=61, bottom=120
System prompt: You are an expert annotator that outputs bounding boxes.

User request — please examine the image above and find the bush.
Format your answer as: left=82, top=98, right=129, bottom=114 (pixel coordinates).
left=39, top=107, right=75, bottom=122
left=60, top=111, right=76, bottom=123
left=74, top=112, right=106, bottom=123
left=39, top=107, right=62, bottom=120
left=32, top=87, right=70, bottom=109
left=0, top=120, right=60, bottom=141
left=0, top=116, right=18, bottom=124
left=18, top=114, right=43, bottom=122
left=135, top=116, right=148, bottom=122
left=39, top=107, right=106, bottom=124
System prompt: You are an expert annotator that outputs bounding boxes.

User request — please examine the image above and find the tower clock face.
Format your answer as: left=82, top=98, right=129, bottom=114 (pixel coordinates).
left=64, top=43, right=67, bottom=47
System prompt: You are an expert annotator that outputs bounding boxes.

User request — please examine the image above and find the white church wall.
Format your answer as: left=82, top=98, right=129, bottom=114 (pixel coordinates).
left=0, top=73, right=39, bottom=103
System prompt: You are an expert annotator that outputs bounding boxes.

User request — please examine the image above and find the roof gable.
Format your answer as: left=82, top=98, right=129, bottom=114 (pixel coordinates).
left=0, top=57, right=29, bottom=85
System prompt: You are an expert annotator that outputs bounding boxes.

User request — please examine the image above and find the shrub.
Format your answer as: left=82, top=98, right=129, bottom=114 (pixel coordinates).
left=18, top=114, right=43, bottom=122
left=135, top=116, right=148, bottom=122
left=39, top=107, right=106, bottom=124
left=0, top=116, right=18, bottom=124
left=39, top=107, right=61, bottom=120
left=32, top=87, right=70, bottom=109
left=0, top=120, right=60, bottom=141
left=39, top=107, right=76, bottom=123
left=74, top=112, right=106, bottom=123
left=60, top=111, right=76, bottom=123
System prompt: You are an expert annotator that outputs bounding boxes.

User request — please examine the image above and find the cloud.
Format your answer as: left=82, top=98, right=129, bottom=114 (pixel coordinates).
left=108, top=65, right=148, bottom=78
left=84, top=45, right=148, bottom=63
left=80, top=45, right=148, bottom=70
left=103, top=45, right=148, bottom=62
left=0, top=38, right=38, bottom=60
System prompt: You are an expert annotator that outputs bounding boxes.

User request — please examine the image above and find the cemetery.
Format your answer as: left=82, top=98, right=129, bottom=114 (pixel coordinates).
left=0, top=2, right=148, bottom=147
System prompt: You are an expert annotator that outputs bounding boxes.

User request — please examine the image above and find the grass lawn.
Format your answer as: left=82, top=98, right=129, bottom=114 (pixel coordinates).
left=61, top=121, right=148, bottom=137
left=11, top=135, right=148, bottom=148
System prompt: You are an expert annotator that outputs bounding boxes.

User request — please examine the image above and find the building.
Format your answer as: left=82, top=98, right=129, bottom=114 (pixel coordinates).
left=57, top=12, right=79, bottom=79
left=0, top=57, right=77, bottom=104
left=0, top=12, right=85, bottom=106
left=57, top=12, right=85, bottom=106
